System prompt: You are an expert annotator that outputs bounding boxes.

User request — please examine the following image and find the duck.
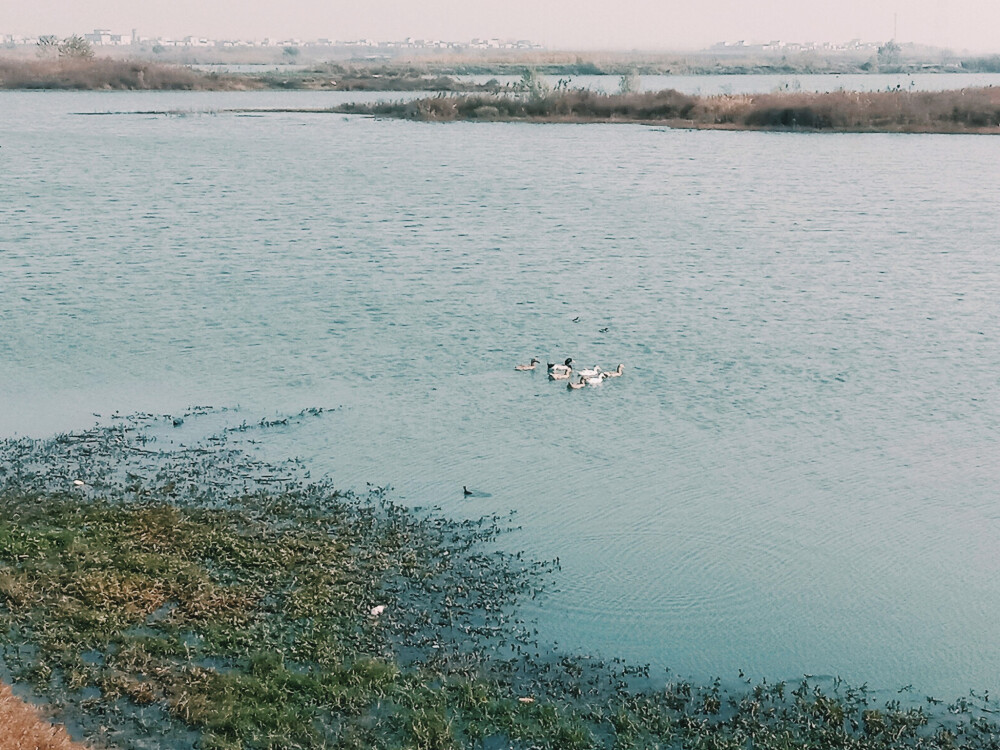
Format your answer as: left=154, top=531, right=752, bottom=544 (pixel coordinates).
left=548, top=357, right=572, bottom=372
left=567, top=377, right=587, bottom=390
left=584, top=374, right=605, bottom=386
left=514, top=358, right=540, bottom=371
left=463, top=486, right=492, bottom=498
left=548, top=358, right=573, bottom=380
left=602, top=363, right=625, bottom=378
left=578, top=365, right=602, bottom=379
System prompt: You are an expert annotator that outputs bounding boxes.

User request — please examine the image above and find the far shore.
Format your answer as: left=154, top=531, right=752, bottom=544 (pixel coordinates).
left=4, top=53, right=1000, bottom=94
left=0, top=57, right=503, bottom=92
left=0, top=58, right=261, bottom=91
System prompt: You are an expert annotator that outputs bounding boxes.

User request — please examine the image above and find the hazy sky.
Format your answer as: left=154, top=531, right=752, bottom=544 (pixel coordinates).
left=7, top=0, right=1000, bottom=51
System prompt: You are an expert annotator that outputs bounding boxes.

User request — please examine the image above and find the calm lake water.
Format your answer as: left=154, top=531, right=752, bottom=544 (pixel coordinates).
left=2, top=88, right=999, bottom=700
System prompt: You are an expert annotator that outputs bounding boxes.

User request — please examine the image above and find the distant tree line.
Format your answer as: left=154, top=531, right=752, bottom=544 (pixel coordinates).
left=961, top=55, right=1000, bottom=72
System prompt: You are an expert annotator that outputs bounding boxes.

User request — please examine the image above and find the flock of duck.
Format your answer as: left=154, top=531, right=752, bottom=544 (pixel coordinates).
left=514, top=357, right=625, bottom=389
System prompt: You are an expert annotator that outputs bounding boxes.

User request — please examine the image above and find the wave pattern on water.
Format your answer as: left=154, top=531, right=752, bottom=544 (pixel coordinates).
left=2, top=91, right=1000, bottom=698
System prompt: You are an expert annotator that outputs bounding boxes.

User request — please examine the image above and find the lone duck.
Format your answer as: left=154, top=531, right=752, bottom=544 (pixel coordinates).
left=603, top=363, right=625, bottom=378
left=548, top=358, right=573, bottom=380
left=463, top=486, right=492, bottom=498
left=567, top=376, right=587, bottom=390
left=514, top=358, right=540, bottom=371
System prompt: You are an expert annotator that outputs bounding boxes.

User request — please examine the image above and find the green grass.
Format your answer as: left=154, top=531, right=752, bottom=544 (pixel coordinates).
left=2, top=415, right=1000, bottom=748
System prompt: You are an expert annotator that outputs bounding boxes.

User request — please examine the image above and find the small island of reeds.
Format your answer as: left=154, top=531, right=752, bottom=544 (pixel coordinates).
left=2, top=411, right=1000, bottom=749
left=0, top=57, right=501, bottom=92
left=336, top=87, right=1000, bottom=133
left=0, top=57, right=262, bottom=91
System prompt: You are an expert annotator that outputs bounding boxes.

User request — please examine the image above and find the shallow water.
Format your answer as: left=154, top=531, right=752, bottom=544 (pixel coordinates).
left=2, top=90, right=1000, bottom=699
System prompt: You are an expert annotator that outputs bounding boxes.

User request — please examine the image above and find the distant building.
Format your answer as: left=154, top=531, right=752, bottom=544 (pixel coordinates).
left=83, top=28, right=132, bottom=45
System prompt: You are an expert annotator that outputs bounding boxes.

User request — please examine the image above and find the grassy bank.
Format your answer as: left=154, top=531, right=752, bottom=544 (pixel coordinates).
left=2, top=413, right=1000, bottom=749
left=337, top=87, right=1000, bottom=132
left=0, top=58, right=262, bottom=90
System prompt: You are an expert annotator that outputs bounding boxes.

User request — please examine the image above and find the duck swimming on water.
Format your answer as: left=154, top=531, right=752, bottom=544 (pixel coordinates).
left=548, top=357, right=572, bottom=371
left=567, top=377, right=587, bottom=390
left=463, top=486, right=492, bottom=498
left=603, top=363, right=625, bottom=378
left=578, top=365, right=602, bottom=379
left=514, top=358, right=540, bottom=371
left=548, top=358, right=573, bottom=379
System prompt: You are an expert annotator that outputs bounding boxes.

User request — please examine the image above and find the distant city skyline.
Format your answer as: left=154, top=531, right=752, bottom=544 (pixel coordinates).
left=5, top=0, right=1000, bottom=52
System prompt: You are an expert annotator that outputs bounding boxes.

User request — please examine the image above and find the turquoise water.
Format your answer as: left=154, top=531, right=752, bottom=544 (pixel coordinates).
left=2, top=90, right=1000, bottom=699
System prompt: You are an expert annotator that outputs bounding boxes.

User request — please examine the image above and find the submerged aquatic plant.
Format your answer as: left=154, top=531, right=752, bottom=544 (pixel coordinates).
left=1, top=412, right=999, bottom=749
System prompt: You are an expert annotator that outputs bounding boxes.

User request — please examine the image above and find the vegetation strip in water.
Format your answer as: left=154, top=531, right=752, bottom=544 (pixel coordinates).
left=335, top=87, right=1000, bottom=132
left=0, top=57, right=500, bottom=92
left=0, top=58, right=265, bottom=91
left=1, top=412, right=999, bottom=749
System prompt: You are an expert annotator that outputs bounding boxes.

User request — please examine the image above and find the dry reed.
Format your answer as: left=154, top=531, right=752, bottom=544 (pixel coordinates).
left=342, top=86, right=1000, bottom=133
left=0, top=58, right=259, bottom=90
left=0, top=682, right=89, bottom=750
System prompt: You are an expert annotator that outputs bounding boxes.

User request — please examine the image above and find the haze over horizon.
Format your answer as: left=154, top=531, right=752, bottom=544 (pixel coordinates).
left=6, top=0, right=1000, bottom=53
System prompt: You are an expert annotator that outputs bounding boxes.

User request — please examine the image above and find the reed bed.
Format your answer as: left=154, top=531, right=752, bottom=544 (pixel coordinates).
left=339, top=86, right=1000, bottom=132
left=2, top=410, right=1000, bottom=748
left=0, top=681, right=89, bottom=750
left=0, top=58, right=260, bottom=90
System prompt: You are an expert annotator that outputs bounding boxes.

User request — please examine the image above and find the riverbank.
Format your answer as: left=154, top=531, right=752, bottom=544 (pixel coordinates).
left=2, top=412, right=1000, bottom=748
left=336, top=87, right=1000, bottom=132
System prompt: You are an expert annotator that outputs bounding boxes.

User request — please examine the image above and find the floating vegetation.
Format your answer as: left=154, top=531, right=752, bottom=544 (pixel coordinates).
left=335, top=87, right=1000, bottom=133
left=1, top=411, right=999, bottom=748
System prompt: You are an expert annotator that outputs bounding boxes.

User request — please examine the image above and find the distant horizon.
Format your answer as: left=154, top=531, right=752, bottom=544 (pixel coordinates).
left=5, top=1, right=1000, bottom=54
left=3, top=29, right=997, bottom=58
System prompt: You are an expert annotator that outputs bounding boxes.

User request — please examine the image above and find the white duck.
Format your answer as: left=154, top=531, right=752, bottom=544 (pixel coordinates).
left=578, top=365, right=602, bottom=379
left=548, top=358, right=573, bottom=380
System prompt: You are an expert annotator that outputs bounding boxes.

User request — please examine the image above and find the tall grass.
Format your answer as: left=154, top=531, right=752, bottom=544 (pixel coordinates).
left=0, top=58, right=260, bottom=90
left=345, top=88, right=699, bottom=122
left=341, top=86, right=1000, bottom=132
